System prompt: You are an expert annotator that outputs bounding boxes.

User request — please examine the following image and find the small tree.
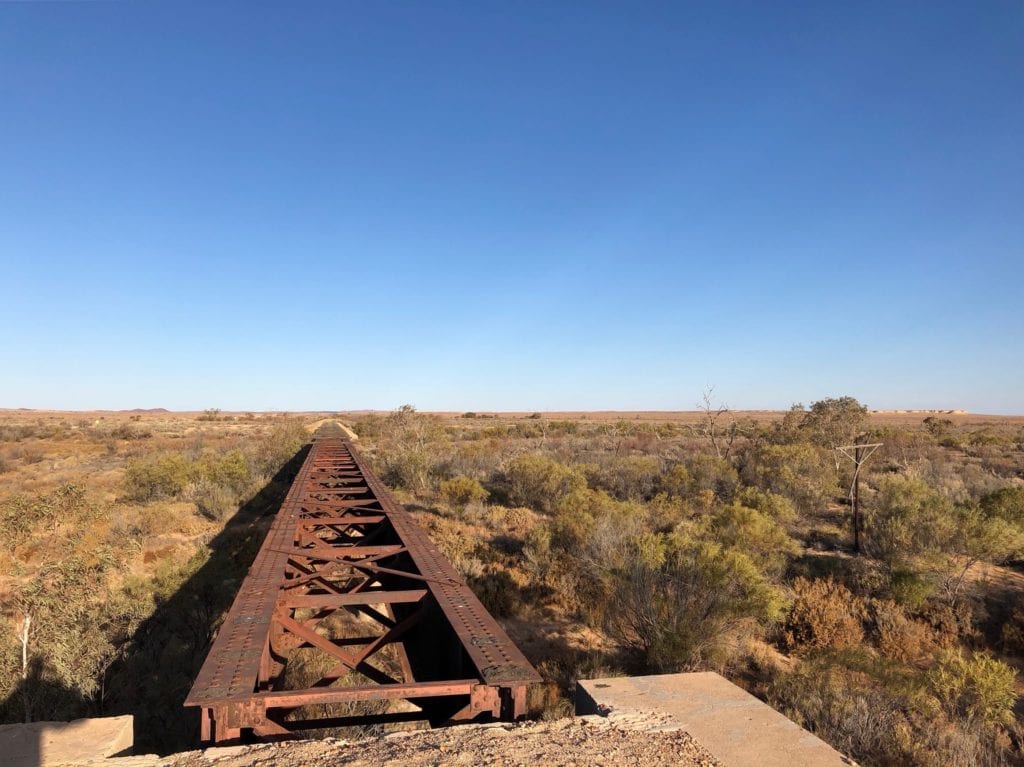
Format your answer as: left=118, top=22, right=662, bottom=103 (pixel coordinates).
left=692, top=387, right=740, bottom=459
left=605, top=535, right=787, bottom=671
left=801, top=397, right=869, bottom=448
left=943, top=501, right=1024, bottom=598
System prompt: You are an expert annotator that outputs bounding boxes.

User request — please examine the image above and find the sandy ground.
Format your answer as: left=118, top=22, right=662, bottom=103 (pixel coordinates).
left=63, top=716, right=719, bottom=767
left=4, top=408, right=1022, bottom=427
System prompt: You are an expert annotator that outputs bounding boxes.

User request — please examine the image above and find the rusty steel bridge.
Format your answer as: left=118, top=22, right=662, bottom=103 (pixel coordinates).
left=185, top=424, right=539, bottom=743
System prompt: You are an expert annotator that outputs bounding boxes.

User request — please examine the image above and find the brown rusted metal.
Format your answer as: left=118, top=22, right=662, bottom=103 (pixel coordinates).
left=185, top=425, right=539, bottom=743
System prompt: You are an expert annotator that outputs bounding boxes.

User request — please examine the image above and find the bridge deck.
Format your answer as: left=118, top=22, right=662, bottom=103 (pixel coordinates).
left=185, top=427, right=539, bottom=743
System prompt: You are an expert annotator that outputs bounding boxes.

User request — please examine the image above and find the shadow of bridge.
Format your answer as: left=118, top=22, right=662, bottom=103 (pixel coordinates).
left=0, top=445, right=310, bottom=762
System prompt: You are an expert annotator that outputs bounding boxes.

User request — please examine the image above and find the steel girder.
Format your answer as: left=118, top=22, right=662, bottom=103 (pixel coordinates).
left=185, top=426, right=539, bottom=743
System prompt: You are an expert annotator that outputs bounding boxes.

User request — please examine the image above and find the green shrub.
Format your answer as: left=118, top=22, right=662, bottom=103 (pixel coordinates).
left=979, top=486, right=1024, bottom=526
left=927, top=650, right=1017, bottom=729
left=252, top=419, right=308, bottom=476
left=549, top=488, right=642, bottom=558
left=504, top=453, right=586, bottom=513
left=744, top=444, right=837, bottom=514
left=122, top=453, right=191, bottom=502
left=196, top=449, right=252, bottom=496
left=863, top=475, right=955, bottom=567
left=657, top=464, right=691, bottom=498
left=684, top=454, right=739, bottom=500
left=888, top=568, right=934, bottom=610
left=382, top=448, right=432, bottom=491
left=734, top=486, right=797, bottom=523
left=767, top=655, right=1003, bottom=767
left=439, top=475, right=488, bottom=508
left=705, top=504, right=799, bottom=578
left=523, top=525, right=553, bottom=580
left=1, top=484, right=92, bottom=546
left=800, top=396, right=869, bottom=448
left=605, top=535, right=787, bottom=671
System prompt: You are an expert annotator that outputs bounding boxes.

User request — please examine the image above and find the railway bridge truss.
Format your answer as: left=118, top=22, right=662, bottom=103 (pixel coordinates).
left=186, top=424, right=539, bottom=743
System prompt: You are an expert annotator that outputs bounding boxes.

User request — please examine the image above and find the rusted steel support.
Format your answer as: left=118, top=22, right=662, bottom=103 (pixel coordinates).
left=185, top=425, right=539, bottom=744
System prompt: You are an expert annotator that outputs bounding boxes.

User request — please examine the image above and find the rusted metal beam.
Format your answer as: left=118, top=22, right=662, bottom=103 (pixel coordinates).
left=258, top=679, right=480, bottom=708
left=185, top=426, right=539, bottom=744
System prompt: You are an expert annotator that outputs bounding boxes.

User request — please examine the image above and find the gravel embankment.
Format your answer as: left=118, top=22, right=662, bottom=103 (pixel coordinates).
left=64, top=715, right=720, bottom=767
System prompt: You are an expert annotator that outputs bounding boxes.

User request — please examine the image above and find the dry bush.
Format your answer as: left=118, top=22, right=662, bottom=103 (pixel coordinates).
left=532, top=653, right=620, bottom=720
left=501, top=505, right=535, bottom=533
left=588, top=455, right=662, bottom=501
left=448, top=439, right=506, bottom=479
left=869, top=599, right=937, bottom=665
left=109, top=423, right=152, bottom=441
left=768, top=655, right=1010, bottom=767
left=279, top=646, right=390, bottom=733
left=919, top=598, right=979, bottom=648
left=527, top=679, right=573, bottom=721
left=20, top=444, right=45, bottom=465
left=468, top=567, right=523, bottom=618
left=185, top=479, right=237, bottom=521
left=784, top=577, right=867, bottom=652
left=998, top=592, right=1024, bottom=654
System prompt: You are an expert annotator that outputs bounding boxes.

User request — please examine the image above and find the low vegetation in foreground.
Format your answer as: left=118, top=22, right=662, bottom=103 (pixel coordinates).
left=1, top=402, right=1023, bottom=765
left=353, top=401, right=1024, bottom=767
left=0, top=411, right=308, bottom=752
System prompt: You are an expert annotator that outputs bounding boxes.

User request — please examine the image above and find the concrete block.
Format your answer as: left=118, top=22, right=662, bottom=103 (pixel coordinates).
left=0, top=714, right=134, bottom=767
left=577, top=672, right=856, bottom=766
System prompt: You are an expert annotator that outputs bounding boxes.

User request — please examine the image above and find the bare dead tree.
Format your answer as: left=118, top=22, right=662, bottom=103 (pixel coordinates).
left=692, top=386, right=736, bottom=459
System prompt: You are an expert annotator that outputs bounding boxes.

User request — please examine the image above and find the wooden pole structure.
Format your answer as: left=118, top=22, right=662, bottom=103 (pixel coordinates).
left=836, top=442, right=882, bottom=555
left=853, top=444, right=862, bottom=552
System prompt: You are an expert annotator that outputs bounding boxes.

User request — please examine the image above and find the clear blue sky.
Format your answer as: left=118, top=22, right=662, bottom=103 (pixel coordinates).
left=1, top=2, right=1021, bottom=413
